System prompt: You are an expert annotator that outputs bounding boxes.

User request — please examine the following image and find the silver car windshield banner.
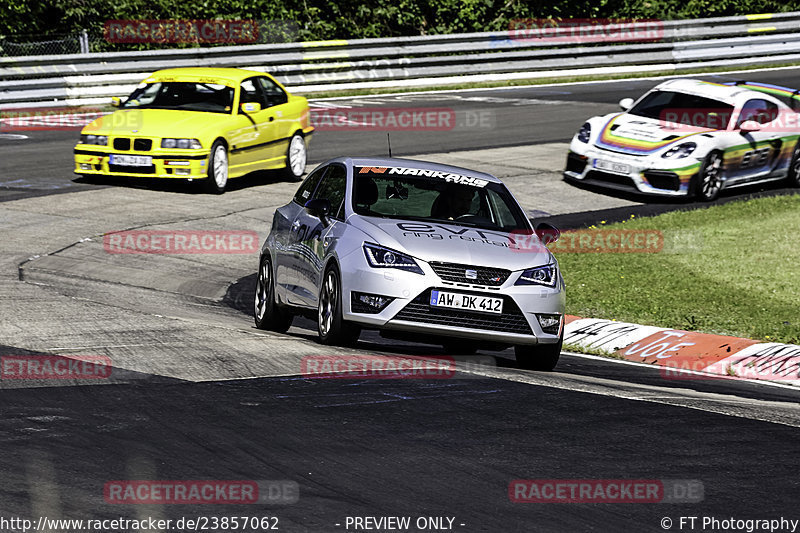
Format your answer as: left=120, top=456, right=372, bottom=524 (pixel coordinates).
left=357, top=166, right=490, bottom=188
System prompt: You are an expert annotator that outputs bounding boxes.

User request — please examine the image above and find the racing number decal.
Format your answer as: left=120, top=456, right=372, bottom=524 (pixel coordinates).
left=740, top=147, right=770, bottom=169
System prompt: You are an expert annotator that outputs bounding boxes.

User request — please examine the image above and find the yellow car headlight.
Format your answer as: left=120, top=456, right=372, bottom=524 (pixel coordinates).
left=80, top=134, right=108, bottom=146
left=161, top=138, right=202, bottom=149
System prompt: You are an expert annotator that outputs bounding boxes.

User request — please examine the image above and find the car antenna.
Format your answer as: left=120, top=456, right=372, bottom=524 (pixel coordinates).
left=387, top=133, right=392, bottom=158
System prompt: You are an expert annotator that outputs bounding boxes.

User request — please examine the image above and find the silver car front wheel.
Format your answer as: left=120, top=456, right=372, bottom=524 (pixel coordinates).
left=317, top=266, right=360, bottom=346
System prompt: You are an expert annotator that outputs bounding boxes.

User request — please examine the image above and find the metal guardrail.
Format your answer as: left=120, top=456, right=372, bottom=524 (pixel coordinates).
left=3, top=12, right=800, bottom=107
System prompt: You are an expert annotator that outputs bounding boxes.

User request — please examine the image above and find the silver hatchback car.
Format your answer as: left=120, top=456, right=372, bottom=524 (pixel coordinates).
left=254, top=157, right=565, bottom=370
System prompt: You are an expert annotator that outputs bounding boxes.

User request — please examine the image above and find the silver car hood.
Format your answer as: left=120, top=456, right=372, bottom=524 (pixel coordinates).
left=348, top=215, right=553, bottom=270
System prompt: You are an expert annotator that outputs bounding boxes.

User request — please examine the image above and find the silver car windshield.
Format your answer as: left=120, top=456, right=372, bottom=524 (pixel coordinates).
left=353, top=173, right=529, bottom=232
left=628, top=90, right=735, bottom=128
left=122, top=82, right=235, bottom=114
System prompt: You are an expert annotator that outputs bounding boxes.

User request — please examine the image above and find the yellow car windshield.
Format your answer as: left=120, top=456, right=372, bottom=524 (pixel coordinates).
left=123, top=82, right=235, bottom=114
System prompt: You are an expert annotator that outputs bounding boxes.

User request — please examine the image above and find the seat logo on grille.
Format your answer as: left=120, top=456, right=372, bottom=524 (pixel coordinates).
left=465, top=269, right=478, bottom=280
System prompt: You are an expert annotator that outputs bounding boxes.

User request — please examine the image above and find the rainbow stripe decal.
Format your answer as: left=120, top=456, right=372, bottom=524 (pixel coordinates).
left=595, top=114, right=705, bottom=155
left=719, top=81, right=800, bottom=102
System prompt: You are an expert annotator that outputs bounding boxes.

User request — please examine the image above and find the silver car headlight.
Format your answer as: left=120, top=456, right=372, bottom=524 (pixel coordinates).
left=662, top=142, right=696, bottom=159
left=515, top=264, right=557, bottom=287
left=80, top=134, right=108, bottom=146
left=363, top=243, right=423, bottom=275
left=161, top=138, right=202, bottom=149
left=577, top=122, right=591, bottom=143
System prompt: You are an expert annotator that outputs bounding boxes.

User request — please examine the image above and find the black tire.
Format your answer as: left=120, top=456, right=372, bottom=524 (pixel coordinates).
left=514, top=338, right=562, bottom=371
left=787, top=141, right=800, bottom=187
left=441, top=340, right=478, bottom=355
left=282, top=132, right=307, bottom=182
left=317, top=265, right=360, bottom=346
left=204, top=139, right=229, bottom=194
left=694, top=151, right=723, bottom=201
left=254, top=255, right=293, bottom=332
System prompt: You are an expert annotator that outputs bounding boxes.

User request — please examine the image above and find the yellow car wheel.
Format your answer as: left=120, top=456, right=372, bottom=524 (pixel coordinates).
left=283, top=132, right=307, bottom=182
left=204, top=140, right=229, bottom=194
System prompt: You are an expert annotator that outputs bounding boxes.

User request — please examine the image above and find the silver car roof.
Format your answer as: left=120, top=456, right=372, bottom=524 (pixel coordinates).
left=320, top=156, right=504, bottom=184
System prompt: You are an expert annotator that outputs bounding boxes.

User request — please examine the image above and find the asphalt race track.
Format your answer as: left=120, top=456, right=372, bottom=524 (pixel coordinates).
left=0, top=69, right=799, bottom=531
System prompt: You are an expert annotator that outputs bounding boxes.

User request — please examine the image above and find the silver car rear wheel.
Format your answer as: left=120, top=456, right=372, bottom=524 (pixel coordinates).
left=254, top=255, right=292, bottom=332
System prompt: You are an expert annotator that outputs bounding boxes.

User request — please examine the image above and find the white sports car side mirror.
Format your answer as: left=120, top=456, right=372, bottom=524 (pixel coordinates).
left=619, top=98, right=634, bottom=111
left=739, top=120, right=761, bottom=133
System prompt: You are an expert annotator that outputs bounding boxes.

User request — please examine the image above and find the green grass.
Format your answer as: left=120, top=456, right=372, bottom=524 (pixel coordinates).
left=69, top=60, right=800, bottom=109
left=562, top=342, right=622, bottom=358
left=556, top=195, right=800, bottom=345
left=299, top=60, right=800, bottom=99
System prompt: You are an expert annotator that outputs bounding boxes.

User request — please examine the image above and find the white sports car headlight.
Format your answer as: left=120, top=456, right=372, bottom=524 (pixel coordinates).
left=662, top=142, right=697, bottom=159
left=515, top=264, right=557, bottom=287
left=363, top=243, right=423, bottom=275
left=577, top=122, right=591, bottom=143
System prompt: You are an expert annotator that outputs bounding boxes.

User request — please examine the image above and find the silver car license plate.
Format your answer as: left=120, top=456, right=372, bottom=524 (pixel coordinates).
left=430, top=290, right=503, bottom=314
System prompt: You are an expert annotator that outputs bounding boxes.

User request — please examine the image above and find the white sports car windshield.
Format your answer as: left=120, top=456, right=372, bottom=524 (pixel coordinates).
left=628, top=90, right=735, bottom=128
left=353, top=173, right=529, bottom=232
left=123, top=82, right=235, bottom=114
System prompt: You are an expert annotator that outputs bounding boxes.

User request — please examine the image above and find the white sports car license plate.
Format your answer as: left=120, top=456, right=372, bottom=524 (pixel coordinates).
left=110, top=154, right=152, bottom=167
left=430, top=290, right=503, bottom=314
left=594, top=159, right=630, bottom=174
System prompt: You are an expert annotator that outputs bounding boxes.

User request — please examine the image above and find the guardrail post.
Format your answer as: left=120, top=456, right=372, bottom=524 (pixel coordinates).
left=80, top=29, right=89, bottom=54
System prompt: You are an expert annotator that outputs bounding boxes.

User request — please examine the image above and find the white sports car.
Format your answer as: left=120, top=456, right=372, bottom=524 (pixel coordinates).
left=564, top=79, right=800, bottom=200
left=254, top=157, right=566, bottom=371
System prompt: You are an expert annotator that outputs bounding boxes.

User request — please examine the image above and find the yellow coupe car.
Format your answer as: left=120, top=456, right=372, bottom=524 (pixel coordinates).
left=74, top=67, right=313, bottom=193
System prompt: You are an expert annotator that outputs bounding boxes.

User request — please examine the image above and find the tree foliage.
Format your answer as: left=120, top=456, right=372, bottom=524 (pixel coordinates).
left=2, top=0, right=799, bottom=46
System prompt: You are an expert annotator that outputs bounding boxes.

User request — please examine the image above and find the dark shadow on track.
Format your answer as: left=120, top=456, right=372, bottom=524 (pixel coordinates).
left=222, top=273, right=257, bottom=315
left=72, top=169, right=298, bottom=194
left=548, top=178, right=799, bottom=229
left=222, top=273, right=517, bottom=362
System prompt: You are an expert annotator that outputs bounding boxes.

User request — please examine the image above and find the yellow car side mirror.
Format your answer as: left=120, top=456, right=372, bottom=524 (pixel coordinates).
left=241, top=102, right=262, bottom=114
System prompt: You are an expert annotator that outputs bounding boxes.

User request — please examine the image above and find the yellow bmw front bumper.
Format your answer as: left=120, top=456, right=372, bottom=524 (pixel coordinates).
left=74, top=147, right=211, bottom=180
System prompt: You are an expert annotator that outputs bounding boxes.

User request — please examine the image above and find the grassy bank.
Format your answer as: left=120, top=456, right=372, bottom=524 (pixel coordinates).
left=556, top=194, right=800, bottom=344
left=301, top=62, right=800, bottom=99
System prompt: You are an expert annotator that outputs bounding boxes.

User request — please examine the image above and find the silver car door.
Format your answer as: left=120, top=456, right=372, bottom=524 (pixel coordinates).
left=293, top=163, right=348, bottom=307
left=282, top=165, right=328, bottom=305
